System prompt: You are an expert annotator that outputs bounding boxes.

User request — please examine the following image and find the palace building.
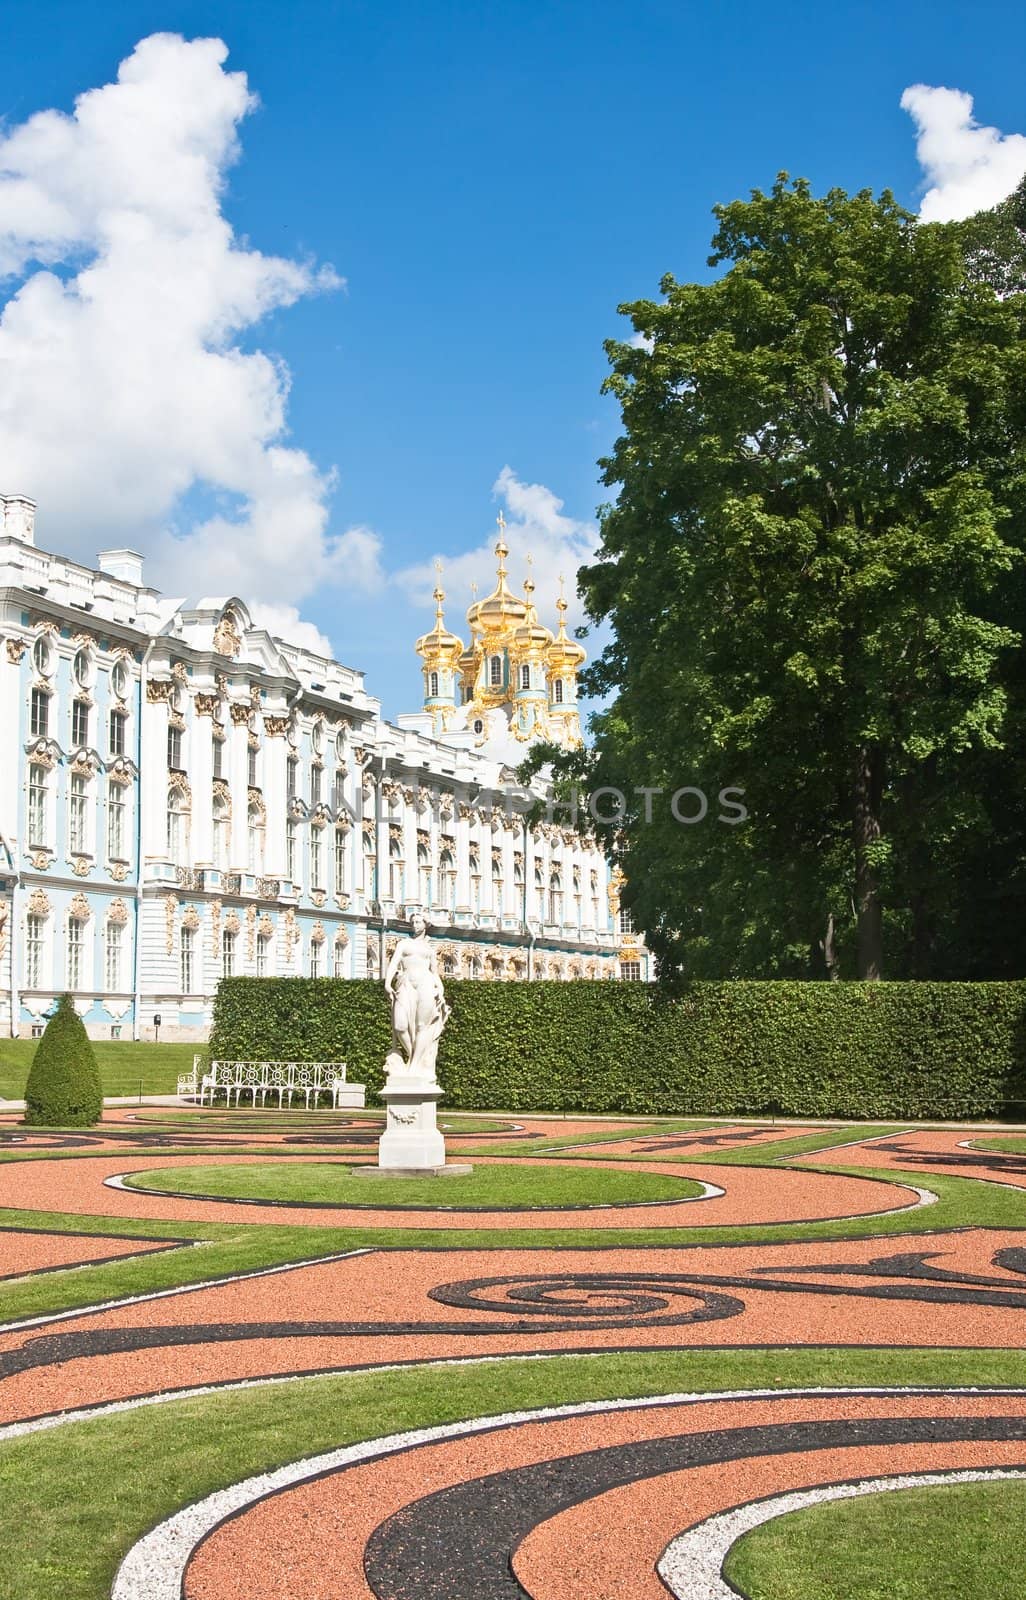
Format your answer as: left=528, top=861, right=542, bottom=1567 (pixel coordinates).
left=0, top=495, right=651, bottom=1039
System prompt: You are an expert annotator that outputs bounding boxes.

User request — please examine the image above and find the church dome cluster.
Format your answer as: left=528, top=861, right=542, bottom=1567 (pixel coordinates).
left=415, top=515, right=585, bottom=750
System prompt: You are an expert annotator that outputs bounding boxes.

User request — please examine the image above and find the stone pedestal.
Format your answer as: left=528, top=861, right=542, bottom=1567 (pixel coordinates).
left=376, top=1076, right=447, bottom=1171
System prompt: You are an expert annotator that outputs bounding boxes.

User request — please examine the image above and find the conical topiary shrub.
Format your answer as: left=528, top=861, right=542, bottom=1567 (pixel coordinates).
left=23, top=994, right=103, bottom=1127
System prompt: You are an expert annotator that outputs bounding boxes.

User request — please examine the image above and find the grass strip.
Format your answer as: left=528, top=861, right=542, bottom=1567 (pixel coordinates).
left=1, top=1347, right=1025, bottom=1600
left=725, top=1478, right=1026, bottom=1600
left=120, top=1160, right=704, bottom=1208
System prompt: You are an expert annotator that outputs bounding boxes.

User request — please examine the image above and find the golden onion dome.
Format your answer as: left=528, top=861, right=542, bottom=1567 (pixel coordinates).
left=415, top=581, right=465, bottom=663
left=513, top=574, right=554, bottom=652
left=466, top=534, right=528, bottom=637
left=546, top=580, right=586, bottom=673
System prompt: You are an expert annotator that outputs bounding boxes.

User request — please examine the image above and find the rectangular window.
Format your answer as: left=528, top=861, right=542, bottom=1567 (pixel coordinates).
left=105, top=920, right=124, bottom=991
left=620, top=960, right=642, bottom=981
left=180, top=925, right=194, bottom=993
left=72, top=699, right=89, bottom=748
left=489, top=655, right=502, bottom=687
left=554, top=679, right=564, bottom=704
left=519, top=664, right=530, bottom=690
left=110, top=1023, right=122, bottom=1039
left=30, top=688, right=49, bottom=739
left=66, top=919, right=83, bottom=989
left=310, top=765, right=322, bottom=804
left=107, top=782, right=126, bottom=860
left=310, top=941, right=322, bottom=979
left=167, top=725, right=182, bottom=769
left=109, top=710, right=126, bottom=756
left=25, top=913, right=45, bottom=989
left=221, top=929, right=235, bottom=978
left=310, top=829, right=323, bottom=888
left=333, top=942, right=345, bottom=978
left=287, top=758, right=297, bottom=798
left=212, top=736, right=224, bottom=779
left=69, top=773, right=88, bottom=854
left=248, top=747, right=258, bottom=788
left=619, top=906, right=635, bottom=935
left=256, top=933, right=270, bottom=978
left=286, top=820, right=297, bottom=882
left=334, top=832, right=346, bottom=895
left=28, top=765, right=48, bottom=846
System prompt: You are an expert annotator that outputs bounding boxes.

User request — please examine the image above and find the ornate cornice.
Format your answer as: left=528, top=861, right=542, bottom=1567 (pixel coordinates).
left=147, top=679, right=174, bottom=704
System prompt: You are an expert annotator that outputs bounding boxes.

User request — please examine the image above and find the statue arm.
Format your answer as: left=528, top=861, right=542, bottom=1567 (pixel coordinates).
left=384, top=941, right=403, bottom=995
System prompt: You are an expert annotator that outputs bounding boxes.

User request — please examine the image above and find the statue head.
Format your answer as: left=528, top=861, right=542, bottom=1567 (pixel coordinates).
left=411, top=912, right=428, bottom=938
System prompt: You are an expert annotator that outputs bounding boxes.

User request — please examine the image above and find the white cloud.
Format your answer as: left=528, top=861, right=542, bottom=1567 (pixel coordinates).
left=395, top=465, right=599, bottom=639
left=629, top=331, right=655, bottom=352
left=247, top=603, right=333, bottom=656
left=901, top=84, right=1026, bottom=221
left=0, top=32, right=378, bottom=618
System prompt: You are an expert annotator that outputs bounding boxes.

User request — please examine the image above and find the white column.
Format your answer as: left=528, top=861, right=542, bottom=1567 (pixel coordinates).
left=228, top=707, right=250, bottom=868
left=263, top=723, right=288, bottom=879
left=190, top=706, right=214, bottom=867
left=403, top=791, right=419, bottom=913
left=141, top=685, right=169, bottom=865
left=455, top=804, right=472, bottom=915
left=502, top=823, right=517, bottom=921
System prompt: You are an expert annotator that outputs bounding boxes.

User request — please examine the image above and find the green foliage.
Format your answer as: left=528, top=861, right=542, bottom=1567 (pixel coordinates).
left=23, top=994, right=103, bottom=1127
left=210, top=977, right=1026, bottom=1119
left=571, top=174, right=1026, bottom=980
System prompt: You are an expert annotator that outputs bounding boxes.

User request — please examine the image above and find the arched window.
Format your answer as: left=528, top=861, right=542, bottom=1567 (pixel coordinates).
left=309, top=824, right=324, bottom=888
left=107, top=780, right=127, bottom=862
left=439, top=847, right=456, bottom=907
left=106, top=918, right=125, bottom=992
left=73, top=648, right=93, bottom=689
left=548, top=868, right=563, bottom=926
left=28, top=764, right=49, bottom=848
left=441, top=952, right=457, bottom=977
left=467, top=953, right=482, bottom=980
left=66, top=915, right=85, bottom=990
left=111, top=658, right=129, bottom=699
left=519, top=664, right=530, bottom=691
left=553, top=678, right=564, bottom=705
left=489, top=655, right=502, bottom=687
left=213, top=794, right=230, bottom=868
left=429, top=670, right=439, bottom=698
left=166, top=789, right=188, bottom=864
left=247, top=801, right=264, bottom=873
left=388, top=831, right=404, bottom=901
left=418, top=838, right=432, bottom=906
left=334, top=826, right=347, bottom=896
left=25, top=911, right=47, bottom=989
left=256, top=931, right=271, bottom=977
left=333, top=934, right=347, bottom=979
left=68, top=772, right=89, bottom=855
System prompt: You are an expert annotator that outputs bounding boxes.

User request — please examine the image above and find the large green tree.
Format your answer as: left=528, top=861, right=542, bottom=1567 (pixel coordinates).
left=576, top=176, right=1026, bottom=979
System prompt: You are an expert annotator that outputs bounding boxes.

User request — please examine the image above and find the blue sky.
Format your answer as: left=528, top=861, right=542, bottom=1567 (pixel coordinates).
left=2, top=0, right=1025, bottom=716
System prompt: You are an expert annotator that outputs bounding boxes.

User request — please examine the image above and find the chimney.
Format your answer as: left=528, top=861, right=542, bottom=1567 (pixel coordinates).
left=98, top=548, right=145, bottom=587
left=2, top=495, right=36, bottom=545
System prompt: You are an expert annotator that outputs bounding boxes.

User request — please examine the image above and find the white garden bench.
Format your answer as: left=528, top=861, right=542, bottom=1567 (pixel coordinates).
left=177, top=1058, right=365, bottom=1110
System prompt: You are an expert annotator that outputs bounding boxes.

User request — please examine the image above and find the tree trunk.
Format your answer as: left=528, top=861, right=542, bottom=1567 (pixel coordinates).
left=820, top=912, right=841, bottom=981
left=853, top=744, right=884, bottom=980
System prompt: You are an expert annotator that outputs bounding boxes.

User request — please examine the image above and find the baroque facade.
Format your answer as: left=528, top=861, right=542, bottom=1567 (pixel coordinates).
left=0, top=496, right=650, bottom=1040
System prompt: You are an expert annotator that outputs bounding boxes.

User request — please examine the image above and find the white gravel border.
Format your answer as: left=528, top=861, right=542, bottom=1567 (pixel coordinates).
left=107, top=1385, right=1025, bottom=1600
left=657, top=1466, right=1026, bottom=1599
left=0, top=1248, right=374, bottom=1336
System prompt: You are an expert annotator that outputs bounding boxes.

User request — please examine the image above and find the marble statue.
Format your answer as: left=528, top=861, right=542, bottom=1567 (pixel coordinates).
left=383, top=913, right=450, bottom=1082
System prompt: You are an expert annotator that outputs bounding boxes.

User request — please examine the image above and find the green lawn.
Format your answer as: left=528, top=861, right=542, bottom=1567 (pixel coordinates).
left=725, top=1478, right=1026, bottom=1600
left=972, top=1135, right=1026, bottom=1155
left=122, top=1158, right=706, bottom=1209
left=0, top=1040, right=198, bottom=1099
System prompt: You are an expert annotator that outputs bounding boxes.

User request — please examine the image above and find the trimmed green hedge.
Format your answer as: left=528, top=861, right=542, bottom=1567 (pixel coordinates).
left=208, top=978, right=1026, bottom=1120
left=24, top=993, right=103, bottom=1127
